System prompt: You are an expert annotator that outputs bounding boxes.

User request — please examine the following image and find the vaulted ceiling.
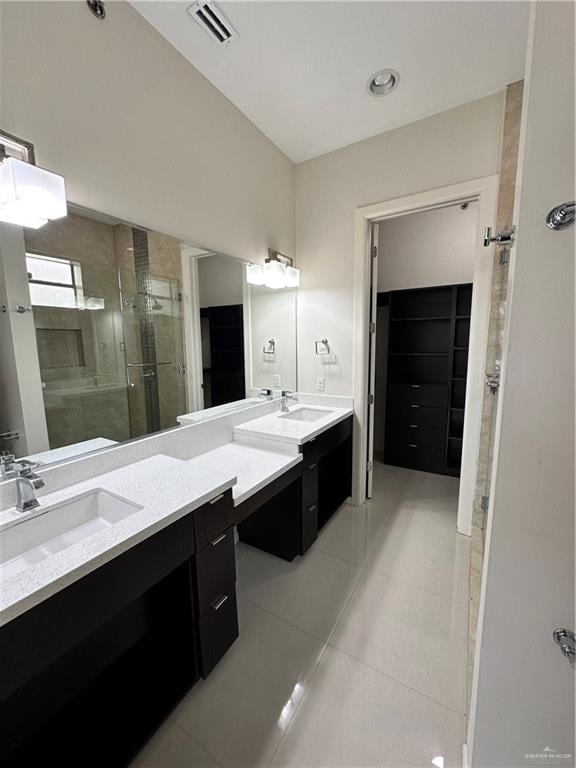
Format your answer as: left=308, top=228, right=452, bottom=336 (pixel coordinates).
left=131, top=1, right=530, bottom=162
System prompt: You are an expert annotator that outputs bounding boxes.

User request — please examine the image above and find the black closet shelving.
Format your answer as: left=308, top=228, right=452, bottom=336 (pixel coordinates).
left=200, top=304, right=246, bottom=407
left=384, top=283, right=472, bottom=476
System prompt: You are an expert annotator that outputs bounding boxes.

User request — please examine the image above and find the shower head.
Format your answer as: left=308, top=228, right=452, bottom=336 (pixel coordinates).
left=123, top=291, right=163, bottom=310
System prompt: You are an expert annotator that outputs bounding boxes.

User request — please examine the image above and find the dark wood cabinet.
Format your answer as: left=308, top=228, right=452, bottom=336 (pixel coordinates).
left=237, top=416, right=353, bottom=561
left=0, top=490, right=239, bottom=767
left=384, top=284, right=471, bottom=476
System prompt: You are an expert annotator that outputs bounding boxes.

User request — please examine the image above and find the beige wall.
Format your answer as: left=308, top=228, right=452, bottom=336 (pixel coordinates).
left=295, top=93, right=505, bottom=396
left=378, top=201, right=478, bottom=292
left=0, top=0, right=294, bottom=263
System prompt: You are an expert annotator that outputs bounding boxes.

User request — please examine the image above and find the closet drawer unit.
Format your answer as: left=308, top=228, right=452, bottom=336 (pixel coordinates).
left=192, top=489, right=234, bottom=550
left=195, top=527, right=236, bottom=618
left=198, top=590, right=239, bottom=677
left=392, top=404, right=447, bottom=429
left=393, top=443, right=445, bottom=473
left=389, top=423, right=445, bottom=448
left=389, top=383, right=448, bottom=408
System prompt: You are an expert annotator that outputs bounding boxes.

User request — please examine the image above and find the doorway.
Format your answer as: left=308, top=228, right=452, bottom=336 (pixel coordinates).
left=353, top=175, right=500, bottom=535
left=368, top=202, right=478, bottom=497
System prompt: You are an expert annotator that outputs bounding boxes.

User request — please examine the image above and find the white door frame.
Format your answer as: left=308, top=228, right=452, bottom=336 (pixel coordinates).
left=352, top=174, right=499, bottom=535
left=180, top=251, right=204, bottom=413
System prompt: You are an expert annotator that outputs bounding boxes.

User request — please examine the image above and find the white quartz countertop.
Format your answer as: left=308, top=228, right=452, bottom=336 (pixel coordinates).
left=233, top=404, right=353, bottom=445
left=184, top=441, right=302, bottom=506
left=0, top=454, right=236, bottom=627
left=0, top=405, right=350, bottom=627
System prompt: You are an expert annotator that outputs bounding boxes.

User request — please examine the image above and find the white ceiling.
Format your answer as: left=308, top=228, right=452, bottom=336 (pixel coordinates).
left=131, top=1, right=530, bottom=162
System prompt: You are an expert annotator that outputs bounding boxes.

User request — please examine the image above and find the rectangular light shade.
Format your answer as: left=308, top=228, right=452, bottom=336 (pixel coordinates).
left=0, top=157, right=67, bottom=229
left=284, top=265, right=300, bottom=287
left=263, top=260, right=286, bottom=289
left=246, top=263, right=265, bottom=285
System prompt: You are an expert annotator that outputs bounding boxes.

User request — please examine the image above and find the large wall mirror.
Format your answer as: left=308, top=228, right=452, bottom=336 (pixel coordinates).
left=0, top=206, right=297, bottom=475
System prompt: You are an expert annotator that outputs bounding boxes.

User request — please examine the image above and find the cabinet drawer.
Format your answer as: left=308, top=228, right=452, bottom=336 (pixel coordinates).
left=301, top=503, right=318, bottom=555
left=195, top=528, right=236, bottom=618
left=388, top=424, right=445, bottom=448
left=198, top=590, right=239, bottom=677
left=302, top=462, right=318, bottom=510
left=193, top=489, right=234, bottom=551
left=391, top=404, right=447, bottom=429
left=301, top=416, right=353, bottom=465
left=389, top=383, right=448, bottom=408
left=392, top=443, right=445, bottom=473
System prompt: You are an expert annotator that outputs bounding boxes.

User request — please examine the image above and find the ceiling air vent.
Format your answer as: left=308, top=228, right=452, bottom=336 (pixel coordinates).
left=187, top=2, right=238, bottom=46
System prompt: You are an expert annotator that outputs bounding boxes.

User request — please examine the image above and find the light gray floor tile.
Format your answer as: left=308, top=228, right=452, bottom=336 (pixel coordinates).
left=172, top=599, right=325, bottom=768
left=330, top=568, right=469, bottom=712
left=270, top=646, right=466, bottom=768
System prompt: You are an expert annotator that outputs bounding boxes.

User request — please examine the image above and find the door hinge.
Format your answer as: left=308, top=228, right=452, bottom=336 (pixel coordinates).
left=366, top=460, right=373, bottom=472
left=371, top=245, right=378, bottom=259
left=483, top=226, right=516, bottom=265
left=368, top=393, right=374, bottom=405
left=480, top=495, right=489, bottom=530
left=369, top=322, right=376, bottom=334
left=553, top=628, right=576, bottom=669
left=485, top=372, right=500, bottom=395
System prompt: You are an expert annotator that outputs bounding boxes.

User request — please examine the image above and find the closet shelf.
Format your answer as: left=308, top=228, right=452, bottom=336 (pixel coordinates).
left=391, top=316, right=451, bottom=322
left=390, top=352, right=449, bottom=357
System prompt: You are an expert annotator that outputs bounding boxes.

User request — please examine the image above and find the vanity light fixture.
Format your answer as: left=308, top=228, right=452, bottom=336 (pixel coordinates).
left=246, top=263, right=265, bottom=285
left=284, top=265, right=300, bottom=288
left=246, top=251, right=300, bottom=289
left=0, top=131, right=67, bottom=229
left=367, top=69, right=400, bottom=97
left=263, top=259, right=286, bottom=289
left=266, top=249, right=300, bottom=289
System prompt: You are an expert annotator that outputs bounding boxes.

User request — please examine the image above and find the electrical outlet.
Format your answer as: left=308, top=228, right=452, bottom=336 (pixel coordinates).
left=273, top=374, right=281, bottom=388
left=316, top=376, right=325, bottom=392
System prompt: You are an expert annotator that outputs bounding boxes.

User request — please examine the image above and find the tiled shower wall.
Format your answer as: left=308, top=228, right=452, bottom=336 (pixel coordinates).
left=25, top=213, right=186, bottom=449
left=468, top=80, right=524, bottom=698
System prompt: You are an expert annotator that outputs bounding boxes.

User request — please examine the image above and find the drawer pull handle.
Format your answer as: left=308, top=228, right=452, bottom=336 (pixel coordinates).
left=307, top=504, right=317, bottom=512
left=409, top=425, right=419, bottom=428
left=411, top=384, right=420, bottom=389
left=410, top=405, right=419, bottom=408
left=309, top=437, right=316, bottom=443
left=210, top=533, right=226, bottom=546
left=212, top=595, right=229, bottom=611
left=209, top=494, right=225, bottom=505
left=307, top=463, right=317, bottom=470
left=409, top=444, right=418, bottom=448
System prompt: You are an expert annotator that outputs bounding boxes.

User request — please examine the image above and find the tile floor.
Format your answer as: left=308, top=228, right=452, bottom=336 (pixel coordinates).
left=131, top=463, right=470, bottom=768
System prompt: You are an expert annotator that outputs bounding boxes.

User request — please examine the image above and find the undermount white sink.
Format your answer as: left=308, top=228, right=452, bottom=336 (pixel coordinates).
left=0, top=489, right=142, bottom=580
left=280, top=407, right=334, bottom=423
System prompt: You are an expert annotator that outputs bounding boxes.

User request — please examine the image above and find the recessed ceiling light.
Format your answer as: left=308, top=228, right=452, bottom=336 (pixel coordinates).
left=367, top=69, right=400, bottom=97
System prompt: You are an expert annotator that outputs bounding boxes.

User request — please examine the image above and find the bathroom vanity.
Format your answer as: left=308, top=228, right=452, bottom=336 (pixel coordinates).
left=0, top=402, right=353, bottom=767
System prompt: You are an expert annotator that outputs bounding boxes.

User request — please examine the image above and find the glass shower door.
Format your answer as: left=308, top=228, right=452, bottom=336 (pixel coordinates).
left=118, top=261, right=187, bottom=438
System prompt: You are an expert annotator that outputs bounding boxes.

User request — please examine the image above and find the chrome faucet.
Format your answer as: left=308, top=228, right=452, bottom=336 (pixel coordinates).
left=14, top=468, right=45, bottom=513
left=280, top=390, right=298, bottom=413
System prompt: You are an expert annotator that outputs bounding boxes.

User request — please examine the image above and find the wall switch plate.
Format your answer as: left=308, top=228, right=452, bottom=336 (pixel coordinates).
left=316, top=376, right=325, bottom=392
left=273, top=374, right=281, bottom=388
